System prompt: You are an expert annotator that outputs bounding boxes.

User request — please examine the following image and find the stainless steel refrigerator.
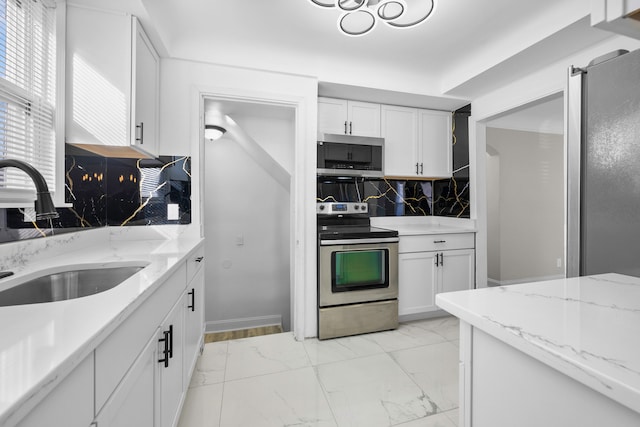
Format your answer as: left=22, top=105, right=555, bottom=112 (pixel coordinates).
left=567, top=48, right=640, bottom=278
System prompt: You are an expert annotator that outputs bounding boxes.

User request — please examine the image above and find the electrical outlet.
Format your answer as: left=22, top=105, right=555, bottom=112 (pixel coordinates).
left=556, top=258, right=562, bottom=268
left=236, top=234, right=244, bottom=246
left=167, top=204, right=180, bottom=220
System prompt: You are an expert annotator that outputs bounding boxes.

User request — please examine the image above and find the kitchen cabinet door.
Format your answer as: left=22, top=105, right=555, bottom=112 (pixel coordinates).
left=318, top=97, right=381, bottom=137
left=348, top=100, right=381, bottom=137
left=439, top=249, right=475, bottom=294
left=131, top=17, right=160, bottom=157
left=418, top=109, right=452, bottom=178
left=381, top=105, right=419, bottom=177
left=159, top=298, right=185, bottom=427
left=184, top=265, right=205, bottom=388
left=15, top=356, right=93, bottom=427
left=398, top=251, right=438, bottom=315
left=93, top=334, right=159, bottom=427
left=66, top=5, right=132, bottom=148
left=318, top=97, right=349, bottom=135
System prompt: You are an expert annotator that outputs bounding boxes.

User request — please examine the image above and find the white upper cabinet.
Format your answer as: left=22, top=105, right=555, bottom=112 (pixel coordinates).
left=382, top=105, right=452, bottom=178
left=381, top=105, right=419, bottom=177
left=131, top=18, right=160, bottom=157
left=318, top=97, right=381, bottom=137
left=419, top=109, right=452, bottom=178
left=66, top=5, right=159, bottom=157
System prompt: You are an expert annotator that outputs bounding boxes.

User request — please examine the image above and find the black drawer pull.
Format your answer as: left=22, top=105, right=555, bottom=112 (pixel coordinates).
left=195, top=256, right=204, bottom=263
left=168, top=324, right=174, bottom=359
left=434, top=240, right=446, bottom=243
left=158, top=329, right=170, bottom=368
left=188, top=288, right=195, bottom=312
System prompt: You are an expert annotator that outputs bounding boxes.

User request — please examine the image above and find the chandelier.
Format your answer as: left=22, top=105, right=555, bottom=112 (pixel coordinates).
left=309, top=0, right=435, bottom=37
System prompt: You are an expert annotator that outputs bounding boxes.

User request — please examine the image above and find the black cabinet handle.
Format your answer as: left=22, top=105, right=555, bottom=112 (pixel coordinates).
left=434, top=240, right=446, bottom=243
left=415, top=162, right=419, bottom=175
left=420, top=163, right=423, bottom=175
left=349, top=121, right=352, bottom=135
left=435, top=254, right=439, bottom=267
left=168, top=324, right=174, bottom=359
left=158, top=329, right=170, bottom=368
left=440, top=253, right=444, bottom=266
left=344, top=121, right=347, bottom=134
left=195, top=256, right=204, bottom=263
left=136, top=122, right=144, bottom=144
left=188, top=288, right=195, bottom=312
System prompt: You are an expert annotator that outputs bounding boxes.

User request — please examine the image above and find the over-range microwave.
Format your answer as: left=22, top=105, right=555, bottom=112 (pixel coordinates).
left=317, top=132, right=384, bottom=178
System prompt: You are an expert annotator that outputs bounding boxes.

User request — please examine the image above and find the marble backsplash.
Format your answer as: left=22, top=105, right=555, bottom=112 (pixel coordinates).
left=0, top=145, right=191, bottom=243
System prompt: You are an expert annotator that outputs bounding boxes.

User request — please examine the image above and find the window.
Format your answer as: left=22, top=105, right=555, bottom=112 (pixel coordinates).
left=0, top=0, right=56, bottom=203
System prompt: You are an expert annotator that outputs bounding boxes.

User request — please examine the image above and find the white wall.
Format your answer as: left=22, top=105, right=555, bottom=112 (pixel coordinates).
left=486, top=128, right=564, bottom=284
left=159, top=58, right=318, bottom=339
left=204, top=112, right=293, bottom=332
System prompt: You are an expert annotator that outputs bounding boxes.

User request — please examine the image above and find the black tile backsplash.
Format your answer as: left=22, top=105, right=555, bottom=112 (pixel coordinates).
left=0, top=145, right=191, bottom=243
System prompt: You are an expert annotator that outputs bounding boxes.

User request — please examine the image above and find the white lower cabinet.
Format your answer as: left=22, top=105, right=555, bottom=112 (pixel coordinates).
left=184, top=265, right=205, bottom=387
left=398, top=251, right=438, bottom=315
left=94, top=334, right=158, bottom=427
left=159, top=298, right=185, bottom=427
left=398, top=233, right=475, bottom=317
left=16, top=355, right=94, bottom=427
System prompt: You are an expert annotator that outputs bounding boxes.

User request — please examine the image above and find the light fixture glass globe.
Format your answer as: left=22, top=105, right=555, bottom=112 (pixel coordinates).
left=205, top=125, right=227, bottom=141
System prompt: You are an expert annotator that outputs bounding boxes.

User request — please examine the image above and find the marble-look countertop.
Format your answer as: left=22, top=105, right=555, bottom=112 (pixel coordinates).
left=383, top=223, right=477, bottom=236
left=436, top=274, right=640, bottom=414
left=0, top=236, right=203, bottom=426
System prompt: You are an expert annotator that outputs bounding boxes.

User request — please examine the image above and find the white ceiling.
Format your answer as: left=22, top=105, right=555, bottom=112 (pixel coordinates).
left=70, top=0, right=616, bottom=121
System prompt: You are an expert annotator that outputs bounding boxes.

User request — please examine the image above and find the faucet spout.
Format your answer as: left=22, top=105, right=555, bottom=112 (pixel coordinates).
left=0, top=159, right=59, bottom=220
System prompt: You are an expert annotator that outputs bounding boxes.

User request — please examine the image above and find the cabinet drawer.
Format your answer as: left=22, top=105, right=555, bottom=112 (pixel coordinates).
left=399, top=233, right=474, bottom=253
left=186, top=244, right=205, bottom=284
left=95, top=263, right=186, bottom=413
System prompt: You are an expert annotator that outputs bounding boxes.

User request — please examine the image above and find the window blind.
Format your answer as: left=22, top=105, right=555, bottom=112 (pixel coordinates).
left=0, top=0, right=56, bottom=202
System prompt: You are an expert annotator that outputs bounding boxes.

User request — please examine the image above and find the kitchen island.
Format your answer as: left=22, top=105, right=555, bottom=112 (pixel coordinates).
left=436, top=273, right=640, bottom=427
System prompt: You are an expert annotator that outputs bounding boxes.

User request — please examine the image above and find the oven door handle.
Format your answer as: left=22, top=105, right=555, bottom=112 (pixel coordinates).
left=320, top=237, right=399, bottom=246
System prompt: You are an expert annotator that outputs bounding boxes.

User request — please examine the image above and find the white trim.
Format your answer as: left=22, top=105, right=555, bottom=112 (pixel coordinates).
left=192, top=82, right=316, bottom=342
left=205, top=315, right=283, bottom=334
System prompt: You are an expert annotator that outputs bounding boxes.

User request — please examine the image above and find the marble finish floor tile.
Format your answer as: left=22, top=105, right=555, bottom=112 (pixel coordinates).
left=189, top=341, right=228, bottom=388
left=179, top=316, right=460, bottom=427
left=220, top=367, right=337, bottom=427
left=362, top=322, right=448, bottom=353
left=395, top=412, right=457, bottom=427
left=303, top=334, right=385, bottom=366
left=316, top=353, right=438, bottom=426
left=224, top=332, right=311, bottom=381
left=411, top=317, right=460, bottom=341
left=177, top=383, right=224, bottom=427
left=390, top=342, right=460, bottom=412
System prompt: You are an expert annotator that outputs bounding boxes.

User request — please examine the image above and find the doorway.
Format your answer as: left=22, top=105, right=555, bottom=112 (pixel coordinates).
left=484, top=94, right=565, bottom=286
left=202, top=98, right=295, bottom=333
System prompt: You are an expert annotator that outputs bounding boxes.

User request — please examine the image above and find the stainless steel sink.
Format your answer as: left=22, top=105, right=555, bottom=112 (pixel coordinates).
left=0, top=265, right=147, bottom=307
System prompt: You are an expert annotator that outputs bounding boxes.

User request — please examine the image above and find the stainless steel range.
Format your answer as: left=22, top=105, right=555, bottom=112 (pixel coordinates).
left=317, top=202, right=399, bottom=340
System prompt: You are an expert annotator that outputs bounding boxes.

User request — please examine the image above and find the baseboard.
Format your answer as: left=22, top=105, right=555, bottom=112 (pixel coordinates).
left=487, top=274, right=565, bottom=287
left=205, top=315, right=282, bottom=333
left=399, top=310, right=451, bottom=323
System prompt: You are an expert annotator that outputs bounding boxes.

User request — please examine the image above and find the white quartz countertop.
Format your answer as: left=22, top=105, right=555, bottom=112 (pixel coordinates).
left=436, top=273, right=640, bottom=414
left=384, top=223, right=477, bottom=236
left=0, top=236, right=203, bottom=426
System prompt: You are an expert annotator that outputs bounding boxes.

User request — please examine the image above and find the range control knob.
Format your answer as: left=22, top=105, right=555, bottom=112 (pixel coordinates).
left=318, top=204, right=325, bottom=211
left=354, top=205, right=359, bottom=210
left=361, top=204, right=367, bottom=211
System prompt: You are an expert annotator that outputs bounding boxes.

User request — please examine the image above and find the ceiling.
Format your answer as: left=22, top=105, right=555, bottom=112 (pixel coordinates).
left=69, top=0, right=617, bottom=117
left=486, top=95, right=565, bottom=135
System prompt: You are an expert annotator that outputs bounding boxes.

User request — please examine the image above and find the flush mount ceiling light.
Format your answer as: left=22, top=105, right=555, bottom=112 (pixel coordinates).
left=204, top=124, right=227, bottom=141
left=310, top=0, right=435, bottom=36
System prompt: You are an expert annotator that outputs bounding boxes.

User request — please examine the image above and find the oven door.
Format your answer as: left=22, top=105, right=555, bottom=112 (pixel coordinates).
left=318, top=239, right=398, bottom=307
